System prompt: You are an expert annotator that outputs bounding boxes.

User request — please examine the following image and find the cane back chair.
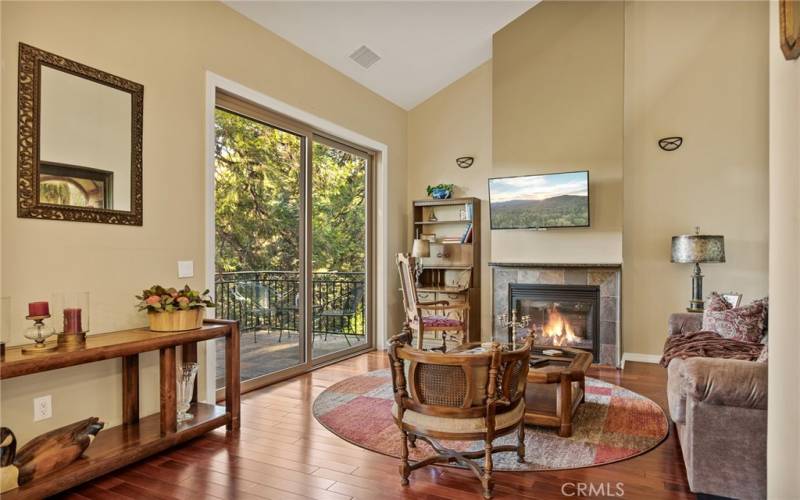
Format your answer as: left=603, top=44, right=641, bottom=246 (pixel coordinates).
left=388, top=331, right=533, bottom=499
left=396, top=253, right=469, bottom=351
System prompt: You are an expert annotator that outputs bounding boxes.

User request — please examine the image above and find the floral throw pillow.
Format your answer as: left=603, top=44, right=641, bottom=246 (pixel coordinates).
left=702, top=292, right=767, bottom=343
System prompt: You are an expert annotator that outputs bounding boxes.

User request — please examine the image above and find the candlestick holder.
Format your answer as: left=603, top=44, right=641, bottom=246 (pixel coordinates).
left=496, top=309, right=531, bottom=346
left=22, top=314, right=57, bottom=354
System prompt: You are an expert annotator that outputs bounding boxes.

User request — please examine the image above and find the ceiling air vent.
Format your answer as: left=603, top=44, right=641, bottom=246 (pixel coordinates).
left=349, top=45, right=380, bottom=69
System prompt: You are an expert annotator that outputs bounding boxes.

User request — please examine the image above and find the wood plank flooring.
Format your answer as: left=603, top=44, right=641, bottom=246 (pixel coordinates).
left=59, top=352, right=694, bottom=499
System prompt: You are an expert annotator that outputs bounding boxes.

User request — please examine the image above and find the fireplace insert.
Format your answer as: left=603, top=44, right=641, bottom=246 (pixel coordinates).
left=508, top=284, right=600, bottom=361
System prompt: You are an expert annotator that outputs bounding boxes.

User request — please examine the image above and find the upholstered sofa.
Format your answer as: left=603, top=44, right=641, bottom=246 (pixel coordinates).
left=666, top=313, right=767, bottom=500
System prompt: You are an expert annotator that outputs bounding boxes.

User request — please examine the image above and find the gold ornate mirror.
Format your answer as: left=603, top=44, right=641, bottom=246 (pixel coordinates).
left=17, top=43, right=143, bottom=225
left=781, top=0, right=800, bottom=60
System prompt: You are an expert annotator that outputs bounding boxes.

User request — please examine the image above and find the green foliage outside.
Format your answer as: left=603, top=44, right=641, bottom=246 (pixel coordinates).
left=214, top=108, right=366, bottom=274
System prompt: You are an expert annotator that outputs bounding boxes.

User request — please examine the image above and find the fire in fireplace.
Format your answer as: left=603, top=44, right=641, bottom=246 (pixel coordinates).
left=508, top=284, right=600, bottom=360
left=540, top=303, right=581, bottom=346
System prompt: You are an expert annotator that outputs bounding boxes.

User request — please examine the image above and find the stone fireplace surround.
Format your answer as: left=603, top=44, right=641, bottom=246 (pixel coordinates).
left=490, top=262, right=621, bottom=366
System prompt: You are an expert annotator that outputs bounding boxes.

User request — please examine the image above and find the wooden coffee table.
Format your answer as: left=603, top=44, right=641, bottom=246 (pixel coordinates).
left=524, top=346, right=593, bottom=437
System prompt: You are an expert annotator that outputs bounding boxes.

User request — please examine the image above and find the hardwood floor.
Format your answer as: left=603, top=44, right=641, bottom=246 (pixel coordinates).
left=60, top=352, right=694, bottom=499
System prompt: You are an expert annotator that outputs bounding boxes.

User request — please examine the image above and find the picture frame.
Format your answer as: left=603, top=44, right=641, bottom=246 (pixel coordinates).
left=720, top=292, right=743, bottom=308
left=780, top=0, right=800, bottom=60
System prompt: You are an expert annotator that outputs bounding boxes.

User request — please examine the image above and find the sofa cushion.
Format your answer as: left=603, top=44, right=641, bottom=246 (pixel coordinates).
left=391, top=399, right=525, bottom=434
left=702, top=293, right=767, bottom=343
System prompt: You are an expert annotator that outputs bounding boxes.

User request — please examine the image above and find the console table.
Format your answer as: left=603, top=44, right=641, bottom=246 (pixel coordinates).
left=0, top=318, right=240, bottom=499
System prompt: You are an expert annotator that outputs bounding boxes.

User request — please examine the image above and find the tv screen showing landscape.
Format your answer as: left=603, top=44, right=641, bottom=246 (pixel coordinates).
left=488, top=171, right=589, bottom=229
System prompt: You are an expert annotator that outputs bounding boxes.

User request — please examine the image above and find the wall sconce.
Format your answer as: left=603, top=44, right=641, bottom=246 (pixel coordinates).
left=658, top=137, right=683, bottom=151
left=456, top=156, right=474, bottom=169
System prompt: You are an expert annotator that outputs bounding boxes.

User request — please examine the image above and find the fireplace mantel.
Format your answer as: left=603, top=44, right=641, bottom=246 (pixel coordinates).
left=489, top=262, right=622, bottom=269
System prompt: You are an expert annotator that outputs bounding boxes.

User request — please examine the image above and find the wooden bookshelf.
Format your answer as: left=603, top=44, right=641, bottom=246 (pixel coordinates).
left=412, top=197, right=481, bottom=342
left=0, top=319, right=240, bottom=499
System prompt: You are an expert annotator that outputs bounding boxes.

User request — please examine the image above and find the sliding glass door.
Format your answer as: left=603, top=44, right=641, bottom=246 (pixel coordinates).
left=311, top=137, right=370, bottom=360
left=213, top=93, right=373, bottom=393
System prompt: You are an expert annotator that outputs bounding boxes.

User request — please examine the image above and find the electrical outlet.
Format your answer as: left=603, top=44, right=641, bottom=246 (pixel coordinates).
left=33, top=395, right=52, bottom=421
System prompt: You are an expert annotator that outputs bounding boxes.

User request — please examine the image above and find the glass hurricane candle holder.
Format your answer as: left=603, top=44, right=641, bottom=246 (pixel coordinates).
left=53, top=292, right=90, bottom=351
left=176, top=362, right=199, bottom=423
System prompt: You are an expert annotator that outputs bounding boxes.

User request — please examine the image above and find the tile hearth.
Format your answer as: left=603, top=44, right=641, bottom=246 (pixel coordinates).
left=490, top=262, right=621, bottom=366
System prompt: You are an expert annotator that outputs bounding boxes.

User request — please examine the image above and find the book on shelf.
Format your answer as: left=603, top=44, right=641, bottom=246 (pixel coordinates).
left=465, top=202, right=473, bottom=221
left=460, top=223, right=473, bottom=243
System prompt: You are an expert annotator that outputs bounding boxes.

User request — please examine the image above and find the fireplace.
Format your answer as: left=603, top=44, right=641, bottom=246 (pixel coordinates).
left=509, top=284, right=600, bottom=360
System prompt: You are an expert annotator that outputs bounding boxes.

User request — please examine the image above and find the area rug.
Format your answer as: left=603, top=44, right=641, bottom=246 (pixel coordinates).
left=312, top=369, right=668, bottom=472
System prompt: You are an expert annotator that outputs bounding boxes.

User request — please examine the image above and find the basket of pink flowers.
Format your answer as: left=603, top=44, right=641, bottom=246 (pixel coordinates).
left=136, top=285, right=214, bottom=332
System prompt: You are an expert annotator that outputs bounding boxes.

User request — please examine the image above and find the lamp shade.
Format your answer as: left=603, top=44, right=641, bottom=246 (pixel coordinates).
left=671, top=234, right=725, bottom=263
left=411, top=239, right=430, bottom=258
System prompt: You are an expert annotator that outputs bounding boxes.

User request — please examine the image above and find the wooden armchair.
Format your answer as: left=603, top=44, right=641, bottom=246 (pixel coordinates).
left=396, top=253, right=469, bottom=351
left=388, top=333, right=532, bottom=499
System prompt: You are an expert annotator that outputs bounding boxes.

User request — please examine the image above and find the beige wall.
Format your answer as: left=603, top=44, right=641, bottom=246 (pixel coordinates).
left=407, top=61, right=493, bottom=337
left=767, top=0, right=800, bottom=495
left=407, top=1, right=769, bottom=356
left=492, top=1, right=624, bottom=265
left=623, top=1, right=769, bottom=355
left=1, top=1, right=407, bottom=444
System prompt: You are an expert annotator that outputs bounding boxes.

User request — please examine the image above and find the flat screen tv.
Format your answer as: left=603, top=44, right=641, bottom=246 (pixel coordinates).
left=488, top=171, right=590, bottom=230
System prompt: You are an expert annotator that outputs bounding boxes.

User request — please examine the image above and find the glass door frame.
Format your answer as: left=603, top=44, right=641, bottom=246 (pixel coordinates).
left=214, top=91, right=375, bottom=398
left=309, top=133, right=376, bottom=366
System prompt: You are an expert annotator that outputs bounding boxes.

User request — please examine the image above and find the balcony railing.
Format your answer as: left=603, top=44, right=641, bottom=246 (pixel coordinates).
left=215, top=271, right=365, bottom=339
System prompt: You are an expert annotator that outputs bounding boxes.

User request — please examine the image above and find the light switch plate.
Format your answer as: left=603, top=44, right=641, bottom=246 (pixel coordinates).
left=177, top=260, right=194, bottom=278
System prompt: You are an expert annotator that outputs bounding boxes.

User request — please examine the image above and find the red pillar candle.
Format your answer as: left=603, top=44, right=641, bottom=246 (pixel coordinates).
left=28, top=301, right=49, bottom=317
left=63, top=308, right=83, bottom=334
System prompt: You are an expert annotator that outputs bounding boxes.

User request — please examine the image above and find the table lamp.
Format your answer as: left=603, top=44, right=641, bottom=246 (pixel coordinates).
left=671, top=227, right=725, bottom=312
left=411, top=239, right=430, bottom=287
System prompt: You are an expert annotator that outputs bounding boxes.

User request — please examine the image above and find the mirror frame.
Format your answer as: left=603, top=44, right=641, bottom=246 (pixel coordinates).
left=781, top=0, right=800, bottom=60
left=17, top=43, right=144, bottom=225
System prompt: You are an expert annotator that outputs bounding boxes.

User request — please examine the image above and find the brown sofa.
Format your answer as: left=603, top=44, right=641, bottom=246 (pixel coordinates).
left=666, top=313, right=767, bottom=500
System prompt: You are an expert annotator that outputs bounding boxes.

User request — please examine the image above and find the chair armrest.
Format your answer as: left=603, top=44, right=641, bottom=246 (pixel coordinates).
left=668, top=313, right=703, bottom=336
left=673, top=357, right=767, bottom=410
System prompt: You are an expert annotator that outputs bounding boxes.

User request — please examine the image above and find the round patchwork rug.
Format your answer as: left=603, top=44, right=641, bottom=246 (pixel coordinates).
left=312, top=369, right=668, bottom=472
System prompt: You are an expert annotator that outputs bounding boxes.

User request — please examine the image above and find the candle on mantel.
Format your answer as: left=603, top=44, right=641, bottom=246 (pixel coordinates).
left=28, top=301, right=49, bottom=317
left=63, top=308, right=83, bottom=334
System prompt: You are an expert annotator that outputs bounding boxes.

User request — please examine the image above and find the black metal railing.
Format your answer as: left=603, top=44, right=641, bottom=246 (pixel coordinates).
left=215, top=271, right=365, bottom=338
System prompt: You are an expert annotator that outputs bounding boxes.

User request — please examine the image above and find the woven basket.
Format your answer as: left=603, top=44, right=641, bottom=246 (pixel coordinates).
left=148, top=309, right=204, bottom=332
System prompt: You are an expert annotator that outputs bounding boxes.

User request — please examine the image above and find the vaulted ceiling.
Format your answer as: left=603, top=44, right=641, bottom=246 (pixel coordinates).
left=225, top=1, right=537, bottom=110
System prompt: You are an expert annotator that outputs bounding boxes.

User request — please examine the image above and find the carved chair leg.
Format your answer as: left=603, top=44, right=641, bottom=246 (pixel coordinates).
left=409, top=433, right=417, bottom=448
left=400, top=429, right=411, bottom=486
left=482, top=439, right=494, bottom=499
left=516, top=420, right=526, bottom=463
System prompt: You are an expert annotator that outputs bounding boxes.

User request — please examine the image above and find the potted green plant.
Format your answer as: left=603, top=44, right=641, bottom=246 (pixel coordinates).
left=426, top=183, right=454, bottom=199
left=136, top=285, right=214, bottom=332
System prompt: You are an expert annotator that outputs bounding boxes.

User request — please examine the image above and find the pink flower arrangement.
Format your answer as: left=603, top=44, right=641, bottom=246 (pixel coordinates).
left=136, top=285, right=214, bottom=313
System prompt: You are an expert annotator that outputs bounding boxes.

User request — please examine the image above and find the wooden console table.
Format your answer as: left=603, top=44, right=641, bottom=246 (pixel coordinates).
left=0, top=318, right=240, bottom=499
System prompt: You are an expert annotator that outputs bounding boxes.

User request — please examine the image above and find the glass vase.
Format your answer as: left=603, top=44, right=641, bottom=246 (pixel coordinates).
left=176, top=362, right=199, bottom=422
